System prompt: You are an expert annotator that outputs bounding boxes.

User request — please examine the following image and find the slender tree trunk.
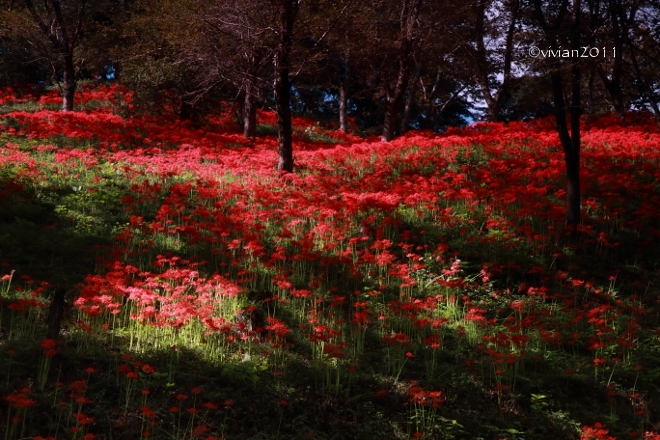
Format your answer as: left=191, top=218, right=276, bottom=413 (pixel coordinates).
left=274, top=57, right=294, bottom=172
left=597, top=65, right=626, bottom=118
left=534, top=0, right=581, bottom=235
left=551, top=67, right=581, bottom=232
left=180, top=100, right=193, bottom=121
left=339, top=81, right=348, bottom=133
left=243, top=79, right=257, bottom=139
left=274, top=0, right=298, bottom=172
left=588, top=65, right=596, bottom=115
left=603, top=0, right=626, bottom=118
left=381, top=46, right=411, bottom=141
left=339, top=52, right=349, bottom=133
left=478, top=80, right=500, bottom=122
left=550, top=0, right=582, bottom=233
left=400, top=73, right=418, bottom=135
left=474, top=0, right=497, bottom=121
left=61, top=53, right=76, bottom=112
left=608, top=81, right=626, bottom=119
left=381, top=0, right=421, bottom=142
left=568, top=11, right=581, bottom=230
left=474, top=0, right=518, bottom=122
left=24, top=0, right=86, bottom=112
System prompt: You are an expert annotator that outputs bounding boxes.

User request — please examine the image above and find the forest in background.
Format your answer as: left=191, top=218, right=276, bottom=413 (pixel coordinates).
left=2, top=0, right=660, bottom=132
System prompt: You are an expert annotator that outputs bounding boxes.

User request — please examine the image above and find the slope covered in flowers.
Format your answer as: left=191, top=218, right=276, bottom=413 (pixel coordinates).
left=1, top=84, right=660, bottom=439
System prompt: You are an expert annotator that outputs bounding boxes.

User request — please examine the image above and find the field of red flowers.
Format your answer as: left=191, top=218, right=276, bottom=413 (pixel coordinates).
left=1, top=83, right=660, bottom=439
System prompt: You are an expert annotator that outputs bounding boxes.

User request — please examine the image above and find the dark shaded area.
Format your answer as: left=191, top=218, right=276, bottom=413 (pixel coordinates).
left=0, top=174, right=115, bottom=344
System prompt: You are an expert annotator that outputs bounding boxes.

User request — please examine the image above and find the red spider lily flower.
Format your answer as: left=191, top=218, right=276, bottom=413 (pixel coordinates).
left=203, top=402, right=218, bottom=410
left=265, top=317, right=291, bottom=337
left=191, top=387, right=202, bottom=394
left=5, top=390, right=36, bottom=409
left=74, top=413, right=95, bottom=425
left=593, top=358, right=607, bottom=368
left=580, top=422, right=616, bottom=440
left=140, top=406, right=155, bottom=418
left=41, top=339, right=57, bottom=350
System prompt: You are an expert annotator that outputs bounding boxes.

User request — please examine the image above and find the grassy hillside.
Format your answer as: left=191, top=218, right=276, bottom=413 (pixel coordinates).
left=1, top=84, right=660, bottom=439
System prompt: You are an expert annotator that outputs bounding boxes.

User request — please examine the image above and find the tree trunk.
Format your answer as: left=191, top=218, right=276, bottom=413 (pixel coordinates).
left=568, top=8, right=582, bottom=230
left=339, top=80, right=348, bottom=133
left=474, top=0, right=497, bottom=121
left=381, top=48, right=411, bottom=141
left=596, top=65, right=626, bottom=118
left=587, top=65, right=595, bottom=115
left=243, top=79, right=257, bottom=139
left=61, top=53, right=76, bottom=112
left=603, top=0, right=626, bottom=119
left=180, top=100, right=193, bottom=121
left=400, top=73, right=418, bottom=135
left=474, top=0, right=518, bottom=122
left=274, top=0, right=298, bottom=172
left=381, top=0, right=421, bottom=142
left=23, top=0, right=85, bottom=111
left=478, top=79, right=500, bottom=122
left=274, top=65, right=294, bottom=172
left=339, top=52, right=349, bottom=133
left=534, top=0, right=581, bottom=235
left=551, top=67, right=581, bottom=232
left=549, top=0, right=582, bottom=234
